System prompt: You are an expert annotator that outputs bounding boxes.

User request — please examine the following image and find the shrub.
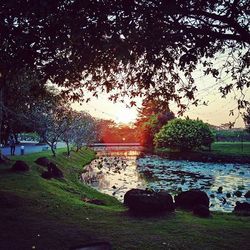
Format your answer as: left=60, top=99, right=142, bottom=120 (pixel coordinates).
left=154, top=118, right=214, bottom=151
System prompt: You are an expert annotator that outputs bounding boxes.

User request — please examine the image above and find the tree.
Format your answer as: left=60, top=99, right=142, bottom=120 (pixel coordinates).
left=70, top=112, right=98, bottom=151
left=0, top=69, right=57, bottom=144
left=154, top=118, right=214, bottom=151
left=31, top=105, right=71, bottom=156
left=1, top=0, right=249, bottom=143
left=136, top=97, right=175, bottom=148
left=244, top=107, right=250, bottom=133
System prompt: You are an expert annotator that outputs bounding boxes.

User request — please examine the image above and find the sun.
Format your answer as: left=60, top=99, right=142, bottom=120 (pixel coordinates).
left=117, top=109, right=137, bottom=124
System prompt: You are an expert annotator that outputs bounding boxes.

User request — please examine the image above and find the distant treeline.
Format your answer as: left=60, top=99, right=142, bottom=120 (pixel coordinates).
left=212, top=129, right=250, bottom=142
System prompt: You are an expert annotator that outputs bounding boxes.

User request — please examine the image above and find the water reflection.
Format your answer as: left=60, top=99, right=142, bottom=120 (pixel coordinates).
left=82, top=150, right=146, bottom=199
left=81, top=151, right=250, bottom=212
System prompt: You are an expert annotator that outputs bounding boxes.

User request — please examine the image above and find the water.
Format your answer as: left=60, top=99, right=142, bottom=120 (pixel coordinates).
left=81, top=150, right=250, bottom=212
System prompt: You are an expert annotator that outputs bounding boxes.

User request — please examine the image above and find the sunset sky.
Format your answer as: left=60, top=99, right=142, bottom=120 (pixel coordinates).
left=72, top=55, right=249, bottom=128
left=73, top=82, right=249, bottom=128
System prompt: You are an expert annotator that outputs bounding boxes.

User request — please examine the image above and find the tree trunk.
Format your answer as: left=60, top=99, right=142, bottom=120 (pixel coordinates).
left=51, top=143, right=56, bottom=157
left=14, top=133, right=18, bottom=143
left=0, top=77, right=4, bottom=145
left=66, top=141, right=70, bottom=156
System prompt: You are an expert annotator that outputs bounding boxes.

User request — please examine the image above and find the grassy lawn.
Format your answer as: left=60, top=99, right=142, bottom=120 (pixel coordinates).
left=156, top=142, right=250, bottom=157
left=211, top=142, right=250, bottom=156
left=0, top=147, right=250, bottom=250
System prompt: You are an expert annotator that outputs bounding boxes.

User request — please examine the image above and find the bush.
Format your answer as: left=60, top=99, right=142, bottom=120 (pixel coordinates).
left=154, top=118, right=214, bottom=151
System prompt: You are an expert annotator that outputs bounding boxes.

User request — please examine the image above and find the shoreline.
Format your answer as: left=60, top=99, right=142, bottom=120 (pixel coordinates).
left=152, top=150, right=250, bottom=164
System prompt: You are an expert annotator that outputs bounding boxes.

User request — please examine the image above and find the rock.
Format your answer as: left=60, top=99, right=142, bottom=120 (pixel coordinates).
left=234, top=201, right=250, bottom=216
left=41, top=162, right=63, bottom=179
left=244, top=191, right=250, bottom=198
left=234, top=190, right=242, bottom=197
left=217, top=186, right=223, bottom=193
left=124, top=189, right=174, bottom=214
left=35, top=157, right=50, bottom=167
left=175, top=190, right=209, bottom=210
left=193, top=205, right=210, bottom=218
left=11, top=160, right=29, bottom=172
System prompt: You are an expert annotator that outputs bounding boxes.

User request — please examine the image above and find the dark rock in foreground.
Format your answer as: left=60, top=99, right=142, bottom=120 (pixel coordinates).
left=124, top=189, right=174, bottom=214
left=175, top=190, right=209, bottom=210
left=41, top=162, right=63, bottom=179
left=11, top=160, right=29, bottom=172
left=193, top=205, right=210, bottom=218
left=244, top=190, right=250, bottom=198
left=234, top=201, right=250, bottom=216
left=35, top=157, right=50, bottom=167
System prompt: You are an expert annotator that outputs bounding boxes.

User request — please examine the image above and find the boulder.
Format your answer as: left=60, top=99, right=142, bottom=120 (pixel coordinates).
left=234, top=190, right=242, bottom=197
left=233, top=201, right=250, bottom=216
left=193, top=205, right=210, bottom=218
left=244, top=190, right=250, bottom=198
left=41, top=162, right=63, bottom=179
left=11, top=160, right=29, bottom=172
left=175, top=190, right=209, bottom=210
left=124, top=189, right=174, bottom=214
left=35, top=157, right=50, bottom=167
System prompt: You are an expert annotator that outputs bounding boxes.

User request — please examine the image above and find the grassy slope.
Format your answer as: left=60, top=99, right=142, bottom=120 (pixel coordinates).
left=0, top=147, right=250, bottom=250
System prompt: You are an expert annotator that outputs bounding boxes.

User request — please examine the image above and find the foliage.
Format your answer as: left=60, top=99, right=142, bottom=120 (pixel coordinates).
left=244, top=107, right=250, bottom=133
left=155, top=118, right=214, bottom=151
left=211, top=128, right=250, bottom=142
left=136, top=97, right=175, bottom=147
left=68, top=112, right=98, bottom=151
left=0, top=0, right=249, bottom=112
left=96, top=119, right=137, bottom=143
left=0, top=69, right=58, bottom=144
left=30, top=105, right=72, bottom=156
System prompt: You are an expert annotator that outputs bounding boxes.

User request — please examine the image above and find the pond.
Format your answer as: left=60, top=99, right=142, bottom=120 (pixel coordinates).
left=81, top=149, right=250, bottom=212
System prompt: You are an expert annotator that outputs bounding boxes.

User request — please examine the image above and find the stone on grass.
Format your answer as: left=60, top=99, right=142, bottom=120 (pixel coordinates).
left=11, top=160, right=29, bottom=172
left=41, top=162, right=63, bottom=179
left=233, top=201, right=250, bottom=216
left=124, top=189, right=174, bottom=214
left=244, top=190, right=250, bottom=198
left=175, top=190, right=209, bottom=210
left=35, top=157, right=50, bottom=167
left=193, top=205, right=210, bottom=218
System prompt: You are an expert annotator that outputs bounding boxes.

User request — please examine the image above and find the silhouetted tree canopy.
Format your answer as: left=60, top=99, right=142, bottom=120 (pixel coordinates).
left=0, top=0, right=249, bottom=111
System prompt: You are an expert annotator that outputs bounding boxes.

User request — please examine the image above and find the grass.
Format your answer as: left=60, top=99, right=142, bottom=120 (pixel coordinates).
left=0, top=147, right=250, bottom=250
left=211, top=142, right=250, bottom=156
left=156, top=141, right=250, bottom=157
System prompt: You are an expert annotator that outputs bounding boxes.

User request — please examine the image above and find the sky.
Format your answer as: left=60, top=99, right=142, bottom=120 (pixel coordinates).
left=72, top=65, right=249, bottom=128
left=72, top=88, right=249, bottom=128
